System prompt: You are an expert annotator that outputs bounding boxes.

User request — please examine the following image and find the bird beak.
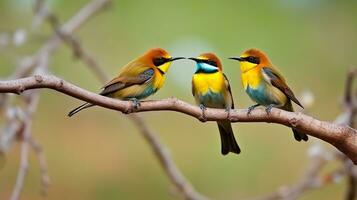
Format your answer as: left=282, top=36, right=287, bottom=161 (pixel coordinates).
left=170, top=57, right=185, bottom=61
left=188, top=57, right=200, bottom=62
left=229, top=57, right=244, bottom=62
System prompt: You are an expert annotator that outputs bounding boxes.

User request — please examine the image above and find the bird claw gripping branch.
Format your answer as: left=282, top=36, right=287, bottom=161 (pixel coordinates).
left=198, top=104, right=207, bottom=122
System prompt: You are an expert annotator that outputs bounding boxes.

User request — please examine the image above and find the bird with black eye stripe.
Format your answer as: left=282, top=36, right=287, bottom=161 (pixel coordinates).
left=229, top=48, right=308, bottom=142
left=68, top=48, right=185, bottom=117
left=190, top=53, right=241, bottom=155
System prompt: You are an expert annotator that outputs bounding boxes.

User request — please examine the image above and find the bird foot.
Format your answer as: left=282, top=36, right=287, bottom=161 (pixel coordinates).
left=225, top=108, right=233, bottom=121
left=122, top=107, right=133, bottom=114
left=247, top=104, right=260, bottom=115
left=131, top=98, right=141, bottom=110
left=123, top=98, right=141, bottom=114
left=265, top=104, right=276, bottom=115
left=198, top=104, right=207, bottom=122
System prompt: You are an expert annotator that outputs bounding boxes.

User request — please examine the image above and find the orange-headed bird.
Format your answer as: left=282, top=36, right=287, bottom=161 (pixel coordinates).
left=68, top=48, right=184, bottom=116
left=190, top=53, right=241, bottom=155
left=229, top=49, right=308, bottom=142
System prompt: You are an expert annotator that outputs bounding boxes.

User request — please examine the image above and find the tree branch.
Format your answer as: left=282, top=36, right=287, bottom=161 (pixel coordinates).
left=50, top=30, right=207, bottom=199
left=252, top=68, right=357, bottom=200
left=0, top=75, right=356, bottom=164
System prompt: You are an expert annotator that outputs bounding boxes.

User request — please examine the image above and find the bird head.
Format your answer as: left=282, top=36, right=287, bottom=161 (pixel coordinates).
left=188, top=53, right=222, bottom=73
left=229, top=49, right=271, bottom=73
left=143, top=48, right=184, bottom=74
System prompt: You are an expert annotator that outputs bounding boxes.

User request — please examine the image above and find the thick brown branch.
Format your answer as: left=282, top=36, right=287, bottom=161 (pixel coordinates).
left=0, top=75, right=356, bottom=164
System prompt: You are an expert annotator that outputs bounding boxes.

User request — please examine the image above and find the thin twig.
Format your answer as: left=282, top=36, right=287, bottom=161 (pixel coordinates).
left=129, top=114, right=207, bottom=200
left=11, top=0, right=111, bottom=79
left=10, top=125, right=30, bottom=200
left=10, top=92, right=40, bottom=200
left=345, top=159, right=357, bottom=200
left=1, top=0, right=110, bottom=200
left=47, top=15, right=108, bottom=83
left=29, top=138, right=50, bottom=195
left=252, top=143, right=331, bottom=200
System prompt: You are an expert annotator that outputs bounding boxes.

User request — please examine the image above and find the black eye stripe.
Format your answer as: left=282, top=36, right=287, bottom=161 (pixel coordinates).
left=244, top=56, right=260, bottom=64
left=202, top=59, right=217, bottom=67
left=153, top=57, right=169, bottom=66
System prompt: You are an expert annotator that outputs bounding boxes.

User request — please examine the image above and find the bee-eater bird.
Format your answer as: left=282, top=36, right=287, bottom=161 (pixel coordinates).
left=68, top=48, right=184, bottom=117
left=189, top=53, right=241, bottom=155
left=229, top=48, right=308, bottom=142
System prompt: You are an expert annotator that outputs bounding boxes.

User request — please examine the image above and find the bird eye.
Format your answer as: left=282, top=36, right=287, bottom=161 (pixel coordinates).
left=247, top=56, right=260, bottom=64
left=153, top=57, right=168, bottom=66
left=204, top=60, right=217, bottom=67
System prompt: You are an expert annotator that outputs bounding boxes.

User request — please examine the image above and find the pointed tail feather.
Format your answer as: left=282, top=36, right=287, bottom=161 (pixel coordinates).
left=68, top=103, right=94, bottom=117
left=217, top=121, right=241, bottom=155
left=284, top=100, right=309, bottom=142
left=292, top=128, right=308, bottom=142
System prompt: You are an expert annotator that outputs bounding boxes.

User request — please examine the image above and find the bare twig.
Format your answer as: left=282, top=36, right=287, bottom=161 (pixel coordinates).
left=344, top=157, right=357, bottom=200
left=2, top=1, right=111, bottom=199
left=10, top=122, right=31, bottom=200
left=129, top=114, right=207, bottom=200
left=10, top=91, right=40, bottom=200
left=10, top=0, right=111, bottom=79
left=0, top=75, right=356, bottom=164
left=29, top=138, right=50, bottom=195
left=341, top=69, right=357, bottom=200
left=47, top=15, right=108, bottom=83
left=252, top=143, right=332, bottom=200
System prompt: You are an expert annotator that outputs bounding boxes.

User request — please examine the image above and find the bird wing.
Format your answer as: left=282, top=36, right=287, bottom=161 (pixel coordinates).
left=100, top=67, right=155, bottom=96
left=261, top=67, right=303, bottom=108
left=223, top=73, right=234, bottom=109
left=191, top=81, right=195, bottom=97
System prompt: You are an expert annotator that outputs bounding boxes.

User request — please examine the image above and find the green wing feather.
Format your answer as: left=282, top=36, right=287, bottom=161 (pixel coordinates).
left=262, top=67, right=303, bottom=108
left=100, top=62, right=155, bottom=96
left=223, top=73, right=234, bottom=109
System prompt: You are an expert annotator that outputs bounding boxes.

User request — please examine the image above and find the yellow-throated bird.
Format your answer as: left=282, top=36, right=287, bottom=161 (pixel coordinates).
left=229, top=48, right=308, bottom=142
left=190, top=53, right=241, bottom=155
left=68, top=48, right=184, bottom=117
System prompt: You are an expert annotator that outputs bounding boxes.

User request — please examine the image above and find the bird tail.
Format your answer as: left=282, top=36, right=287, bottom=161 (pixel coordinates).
left=68, top=103, right=94, bottom=117
left=284, top=101, right=308, bottom=142
left=217, top=121, right=241, bottom=155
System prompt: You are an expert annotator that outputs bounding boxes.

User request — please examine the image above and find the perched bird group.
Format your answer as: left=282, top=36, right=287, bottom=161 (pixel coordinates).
left=68, top=48, right=308, bottom=156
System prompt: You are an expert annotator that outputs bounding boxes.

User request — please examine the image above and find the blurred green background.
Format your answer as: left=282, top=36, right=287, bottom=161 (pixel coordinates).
left=1, top=0, right=356, bottom=199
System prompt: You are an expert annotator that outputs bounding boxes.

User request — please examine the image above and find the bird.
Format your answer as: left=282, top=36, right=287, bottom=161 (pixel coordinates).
left=229, top=48, right=308, bottom=142
left=68, top=48, right=184, bottom=117
left=189, top=53, right=241, bottom=155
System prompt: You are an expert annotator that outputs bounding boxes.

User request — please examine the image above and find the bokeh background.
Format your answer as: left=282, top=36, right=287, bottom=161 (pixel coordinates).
left=1, top=0, right=356, bottom=199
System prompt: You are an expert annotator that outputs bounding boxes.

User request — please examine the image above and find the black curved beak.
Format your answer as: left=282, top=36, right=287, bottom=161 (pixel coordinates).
left=188, top=57, right=201, bottom=62
left=170, top=57, right=185, bottom=61
left=229, top=57, right=244, bottom=61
